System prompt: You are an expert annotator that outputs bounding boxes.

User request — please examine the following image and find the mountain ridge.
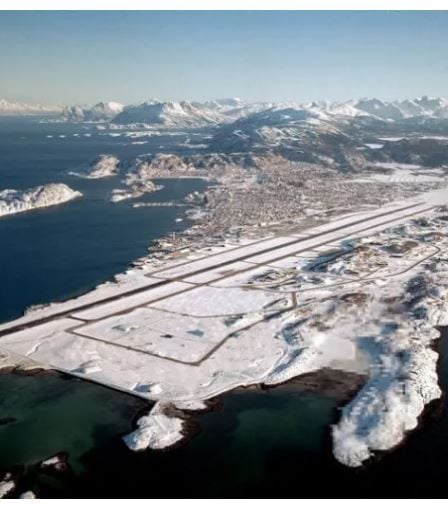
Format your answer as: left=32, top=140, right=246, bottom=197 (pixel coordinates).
left=4, top=96, right=448, bottom=124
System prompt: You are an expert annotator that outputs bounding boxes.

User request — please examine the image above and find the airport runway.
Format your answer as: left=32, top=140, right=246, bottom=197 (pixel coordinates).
left=0, top=199, right=433, bottom=338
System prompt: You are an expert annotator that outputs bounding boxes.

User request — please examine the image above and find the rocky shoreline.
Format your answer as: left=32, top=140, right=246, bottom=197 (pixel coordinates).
left=0, top=329, right=446, bottom=500
left=121, top=367, right=368, bottom=459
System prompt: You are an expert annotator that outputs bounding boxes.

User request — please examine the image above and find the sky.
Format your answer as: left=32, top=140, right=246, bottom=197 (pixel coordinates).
left=0, top=10, right=447, bottom=105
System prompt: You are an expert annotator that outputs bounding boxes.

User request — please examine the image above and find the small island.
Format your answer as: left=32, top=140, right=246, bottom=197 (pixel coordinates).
left=0, top=183, right=82, bottom=218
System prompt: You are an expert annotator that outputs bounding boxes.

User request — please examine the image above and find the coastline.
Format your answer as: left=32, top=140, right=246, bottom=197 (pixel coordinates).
left=2, top=176, right=448, bottom=471
left=0, top=329, right=446, bottom=498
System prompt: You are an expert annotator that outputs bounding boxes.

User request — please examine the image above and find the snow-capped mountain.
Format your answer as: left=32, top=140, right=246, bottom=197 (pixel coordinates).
left=111, top=100, right=232, bottom=127
left=208, top=104, right=365, bottom=170
left=58, top=96, right=448, bottom=125
left=352, top=98, right=405, bottom=120
left=211, top=104, right=344, bottom=149
left=203, top=97, right=245, bottom=110
left=0, top=99, right=62, bottom=116
left=414, top=96, right=448, bottom=112
left=62, top=101, right=124, bottom=122
left=351, top=96, right=448, bottom=120
left=279, top=97, right=448, bottom=121
left=233, top=105, right=332, bottom=126
left=316, top=101, right=370, bottom=118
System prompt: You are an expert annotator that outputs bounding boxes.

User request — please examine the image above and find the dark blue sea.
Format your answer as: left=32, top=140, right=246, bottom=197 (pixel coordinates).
left=0, top=117, right=208, bottom=323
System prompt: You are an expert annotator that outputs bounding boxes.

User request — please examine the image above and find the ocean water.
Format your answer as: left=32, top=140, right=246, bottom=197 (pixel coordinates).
left=0, top=369, right=347, bottom=498
left=0, top=117, right=208, bottom=323
left=0, top=370, right=149, bottom=476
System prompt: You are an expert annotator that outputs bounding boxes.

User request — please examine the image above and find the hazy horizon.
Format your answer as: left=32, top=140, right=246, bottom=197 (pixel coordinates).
left=1, top=10, right=448, bottom=105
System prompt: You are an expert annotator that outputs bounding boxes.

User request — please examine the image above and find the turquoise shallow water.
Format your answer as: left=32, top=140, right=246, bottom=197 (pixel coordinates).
left=0, top=371, right=148, bottom=475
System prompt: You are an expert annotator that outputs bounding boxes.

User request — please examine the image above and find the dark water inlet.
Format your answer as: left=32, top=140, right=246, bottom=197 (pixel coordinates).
left=0, top=329, right=447, bottom=498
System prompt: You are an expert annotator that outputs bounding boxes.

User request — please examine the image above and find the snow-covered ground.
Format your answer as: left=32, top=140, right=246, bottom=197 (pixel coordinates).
left=123, top=401, right=187, bottom=451
left=69, top=154, right=120, bottom=179
left=110, top=180, right=164, bottom=202
left=109, top=157, right=167, bottom=202
left=0, top=183, right=82, bottom=218
left=0, top=474, right=15, bottom=498
left=18, top=491, right=36, bottom=499
left=353, top=165, right=447, bottom=184
left=2, top=189, right=448, bottom=467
